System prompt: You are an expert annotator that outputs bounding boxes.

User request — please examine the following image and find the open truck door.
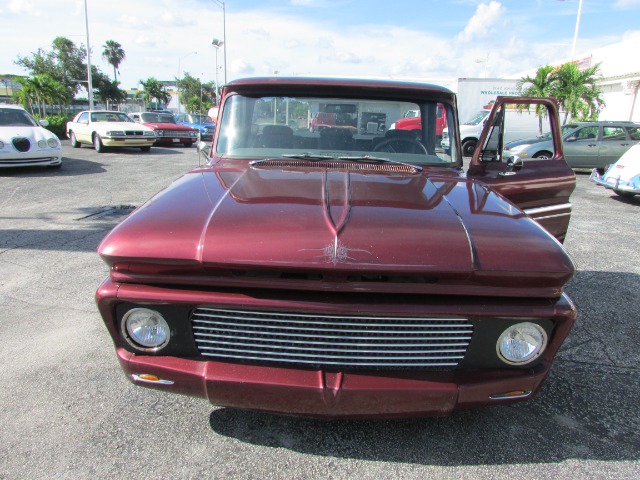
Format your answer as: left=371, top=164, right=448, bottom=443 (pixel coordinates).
left=467, top=96, right=576, bottom=243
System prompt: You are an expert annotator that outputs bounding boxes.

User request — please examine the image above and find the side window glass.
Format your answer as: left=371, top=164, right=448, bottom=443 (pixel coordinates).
left=625, top=126, right=640, bottom=140
left=602, top=127, right=625, bottom=141
left=78, top=112, right=89, bottom=123
left=574, top=126, right=598, bottom=140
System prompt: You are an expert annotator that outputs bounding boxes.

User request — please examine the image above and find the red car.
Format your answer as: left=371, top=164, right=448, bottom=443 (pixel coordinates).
left=390, top=103, right=447, bottom=138
left=129, top=112, right=199, bottom=147
left=96, top=77, right=576, bottom=418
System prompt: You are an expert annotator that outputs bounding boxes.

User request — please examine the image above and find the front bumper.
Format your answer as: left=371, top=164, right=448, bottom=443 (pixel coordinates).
left=590, top=169, right=640, bottom=194
left=102, top=137, right=156, bottom=147
left=0, top=152, right=62, bottom=168
left=116, top=347, right=550, bottom=418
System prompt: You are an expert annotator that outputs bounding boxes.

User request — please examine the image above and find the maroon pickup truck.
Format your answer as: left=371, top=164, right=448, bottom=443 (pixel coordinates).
left=96, top=77, right=576, bottom=418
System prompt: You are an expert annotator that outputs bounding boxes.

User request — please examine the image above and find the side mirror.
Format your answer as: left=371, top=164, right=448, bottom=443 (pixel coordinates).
left=196, top=141, right=211, bottom=166
left=565, top=136, right=577, bottom=142
left=38, top=119, right=49, bottom=127
left=499, top=158, right=524, bottom=177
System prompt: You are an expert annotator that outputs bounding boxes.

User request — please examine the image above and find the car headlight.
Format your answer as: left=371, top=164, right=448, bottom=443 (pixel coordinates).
left=107, top=130, right=125, bottom=137
left=121, top=308, right=170, bottom=351
left=143, top=131, right=155, bottom=137
left=47, top=138, right=59, bottom=148
left=156, top=130, right=164, bottom=137
left=38, top=139, right=47, bottom=148
left=190, top=132, right=198, bottom=137
left=497, top=322, right=547, bottom=365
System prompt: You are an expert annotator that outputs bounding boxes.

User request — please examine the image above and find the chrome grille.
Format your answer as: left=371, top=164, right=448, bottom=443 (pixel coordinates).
left=191, top=308, right=473, bottom=369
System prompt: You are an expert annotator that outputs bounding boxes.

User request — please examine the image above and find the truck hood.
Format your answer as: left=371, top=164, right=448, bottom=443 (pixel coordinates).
left=99, top=162, right=574, bottom=297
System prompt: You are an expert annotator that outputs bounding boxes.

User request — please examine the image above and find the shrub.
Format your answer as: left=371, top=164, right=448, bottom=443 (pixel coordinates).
left=41, top=114, right=72, bottom=139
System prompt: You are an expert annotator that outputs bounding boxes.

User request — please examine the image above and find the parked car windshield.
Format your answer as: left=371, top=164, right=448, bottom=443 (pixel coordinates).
left=190, top=115, right=213, bottom=124
left=0, top=108, right=39, bottom=127
left=215, top=94, right=456, bottom=166
left=464, top=110, right=489, bottom=125
left=90, top=112, right=133, bottom=123
left=140, top=113, right=176, bottom=124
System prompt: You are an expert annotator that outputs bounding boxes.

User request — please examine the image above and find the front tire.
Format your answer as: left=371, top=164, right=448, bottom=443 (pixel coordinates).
left=614, top=189, right=635, bottom=198
left=533, top=151, right=553, bottom=159
left=461, top=139, right=477, bottom=157
left=69, top=131, right=80, bottom=148
left=93, top=134, right=105, bottom=153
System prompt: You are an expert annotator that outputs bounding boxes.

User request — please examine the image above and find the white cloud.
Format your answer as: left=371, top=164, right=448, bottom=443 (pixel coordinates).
left=8, top=0, right=39, bottom=15
left=615, top=0, right=640, bottom=7
left=457, top=1, right=506, bottom=43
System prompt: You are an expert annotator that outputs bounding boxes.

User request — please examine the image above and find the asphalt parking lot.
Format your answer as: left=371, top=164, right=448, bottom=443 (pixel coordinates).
left=1, top=142, right=639, bottom=479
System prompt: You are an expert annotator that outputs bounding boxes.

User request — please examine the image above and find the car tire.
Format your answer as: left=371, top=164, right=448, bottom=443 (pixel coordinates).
left=93, top=134, right=105, bottom=153
left=614, top=189, right=635, bottom=198
left=533, top=151, right=553, bottom=159
left=140, top=146, right=151, bottom=152
left=461, top=139, right=477, bottom=157
left=69, top=131, right=80, bottom=148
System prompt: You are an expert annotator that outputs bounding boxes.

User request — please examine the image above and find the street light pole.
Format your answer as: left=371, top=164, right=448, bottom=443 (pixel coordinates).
left=177, top=51, right=197, bottom=114
left=213, top=1, right=227, bottom=84
left=570, top=0, right=584, bottom=60
left=83, top=0, right=94, bottom=110
left=211, top=38, right=224, bottom=104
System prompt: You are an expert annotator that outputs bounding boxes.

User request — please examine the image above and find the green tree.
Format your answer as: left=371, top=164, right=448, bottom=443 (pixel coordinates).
left=139, top=77, right=171, bottom=109
left=551, top=62, right=605, bottom=123
left=176, top=73, right=216, bottom=109
left=93, top=70, right=127, bottom=109
left=517, top=65, right=555, bottom=135
left=15, top=36, right=89, bottom=101
left=102, top=40, right=126, bottom=82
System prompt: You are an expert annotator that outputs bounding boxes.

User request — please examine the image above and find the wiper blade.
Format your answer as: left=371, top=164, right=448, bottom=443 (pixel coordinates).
left=339, top=155, right=423, bottom=171
left=281, top=153, right=335, bottom=160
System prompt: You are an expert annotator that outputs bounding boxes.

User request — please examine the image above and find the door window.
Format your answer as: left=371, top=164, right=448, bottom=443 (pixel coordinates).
left=602, top=127, right=626, bottom=141
left=572, top=126, right=598, bottom=140
left=626, top=126, right=640, bottom=141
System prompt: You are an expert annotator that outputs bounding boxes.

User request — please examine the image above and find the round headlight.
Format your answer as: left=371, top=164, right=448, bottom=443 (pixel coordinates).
left=497, top=322, right=547, bottom=365
left=156, top=130, right=164, bottom=136
left=38, top=139, right=47, bottom=148
left=122, top=308, right=170, bottom=351
left=47, top=138, right=59, bottom=148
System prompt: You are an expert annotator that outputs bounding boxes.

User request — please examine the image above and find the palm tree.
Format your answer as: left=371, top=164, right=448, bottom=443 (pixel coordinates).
left=102, top=40, right=126, bottom=82
left=139, top=77, right=170, bottom=109
left=551, top=62, right=605, bottom=123
left=518, top=65, right=555, bottom=135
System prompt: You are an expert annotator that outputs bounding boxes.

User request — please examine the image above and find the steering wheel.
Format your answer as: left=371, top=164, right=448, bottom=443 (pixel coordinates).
left=372, top=138, right=428, bottom=154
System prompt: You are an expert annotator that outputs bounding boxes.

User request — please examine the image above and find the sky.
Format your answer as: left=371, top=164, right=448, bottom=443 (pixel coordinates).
left=2, top=0, right=640, bottom=91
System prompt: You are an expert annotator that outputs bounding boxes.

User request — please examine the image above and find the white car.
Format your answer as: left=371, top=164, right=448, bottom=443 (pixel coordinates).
left=66, top=110, right=156, bottom=153
left=0, top=105, right=62, bottom=169
left=590, top=142, right=640, bottom=198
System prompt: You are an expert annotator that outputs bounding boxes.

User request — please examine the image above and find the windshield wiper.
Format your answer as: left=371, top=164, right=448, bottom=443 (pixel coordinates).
left=281, top=153, right=335, bottom=161
left=339, top=155, right=423, bottom=171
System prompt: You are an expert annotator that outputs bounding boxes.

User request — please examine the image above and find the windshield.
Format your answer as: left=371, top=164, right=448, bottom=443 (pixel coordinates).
left=141, top=113, right=176, bottom=124
left=0, top=108, right=39, bottom=127
left=90, top=112, right=133, bottom=123
left=191, top=115, right=213, bottom=124
left=215, top=94, right=456, bottom=166
left=464, top=110, right=489, bottom=125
